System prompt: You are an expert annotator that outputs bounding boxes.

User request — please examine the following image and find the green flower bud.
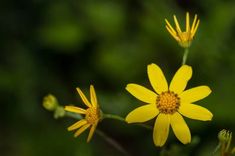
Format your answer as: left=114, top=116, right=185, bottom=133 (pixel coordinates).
left=43, top=94, right=58, bottom=111
left=218, top=129, right=232, bottom=143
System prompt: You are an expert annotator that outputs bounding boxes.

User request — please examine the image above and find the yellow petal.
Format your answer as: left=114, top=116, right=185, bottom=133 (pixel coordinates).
left=74, top=124, right=90, bottom=137
left=171, top=112, right=191, bottom=144
left=65, top=106, right=86, bottom=114
left=191, top=14, right=198, bottom=34
left=68, top=119, right=87, bottom=131
left=180, top=86, right=211, bottom=103
left=126, top=83, right=157, bottom=104
left=90, top=85, right=97, bottom=107
left=87, top=121, right=98, bottom=142
left=147, top=63, right=168, bottom=94
left=179, top=103, right=213, bottom=121
left=191, top=20, right=200, bottom=38
left=76, top=87, right=92, bottom=108
left=165, top=19, right=177, bottom=35
left=166, top=26, right=180, bottom=41
left=186, top=12, right=190, bottom=32
left=126, top=105, right=159, bottom=123
left=169, top=65, right=192, bottom=94
left=153, top=114, right=170, bottom=147
left=173, top=15, right=182, bottom=34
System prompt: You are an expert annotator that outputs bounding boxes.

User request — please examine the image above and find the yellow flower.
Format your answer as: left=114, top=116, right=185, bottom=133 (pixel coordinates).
left=165, top=12, right=200, bottom=48
left=65, top=85, right=100, bottom=142
left=125, top=64, right=213, bottom=147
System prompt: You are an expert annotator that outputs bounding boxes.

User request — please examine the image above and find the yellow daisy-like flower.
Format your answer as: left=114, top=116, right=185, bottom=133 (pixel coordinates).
left=125, top=64, right=213, bottom=147
left=65, top=85, right=100, bottom=142
left=165, top=12, right=200, bottom=48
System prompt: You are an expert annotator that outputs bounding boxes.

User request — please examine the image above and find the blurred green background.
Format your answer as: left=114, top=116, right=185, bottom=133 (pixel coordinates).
left=1, top=0, right=235, bottom=155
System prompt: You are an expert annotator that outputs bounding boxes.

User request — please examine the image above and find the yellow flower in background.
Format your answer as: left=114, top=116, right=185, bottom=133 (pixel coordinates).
left=125, top=64, right=212, bottom=147
left=165, top=12, right=200, bottom=48
left=65, top=85, right=100, bottom=142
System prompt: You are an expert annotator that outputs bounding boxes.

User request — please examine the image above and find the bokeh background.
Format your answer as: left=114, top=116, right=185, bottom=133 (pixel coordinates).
left=1, top=0, right=235, bottom=155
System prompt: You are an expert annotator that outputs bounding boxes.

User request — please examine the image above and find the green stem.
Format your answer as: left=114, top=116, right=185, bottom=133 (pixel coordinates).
left=102, top=113, right=152, bottom=130
left=212, top=143, right=221, bottom=156
left=96, top=129, right=131, bottom=156
left=102, top=114, right=125, bottom=122
left=182, top=48, right=189, bottom=65
left=221, top=143, right=225, bottom=156
left=64, top=112, right=130, bottom=155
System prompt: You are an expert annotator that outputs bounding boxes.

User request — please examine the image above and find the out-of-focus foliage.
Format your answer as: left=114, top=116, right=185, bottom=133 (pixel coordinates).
left=1, top=0, right=235, bottom=155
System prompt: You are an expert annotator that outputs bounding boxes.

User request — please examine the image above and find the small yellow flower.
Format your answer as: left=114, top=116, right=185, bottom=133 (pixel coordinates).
left=65, top=85, right=100, bottom=142
left=125, top=64, right=213, bottom=147
left=165, top=12, right=200, bottom=48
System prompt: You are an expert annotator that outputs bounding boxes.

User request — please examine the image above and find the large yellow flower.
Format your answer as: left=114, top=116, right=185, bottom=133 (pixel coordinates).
left=125, top=64, right=213, bottom=147
left=65, top=85, right=100, bottom=142
left=165, top=12, right=200, bottom=48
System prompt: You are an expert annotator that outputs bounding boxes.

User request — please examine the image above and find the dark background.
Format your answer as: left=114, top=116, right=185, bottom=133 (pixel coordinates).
left=1, top=0, right=235, bottom=155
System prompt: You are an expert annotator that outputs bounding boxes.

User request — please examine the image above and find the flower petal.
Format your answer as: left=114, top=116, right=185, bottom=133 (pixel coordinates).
left=165, top=19, right=177, bottom=35
left=65, top=106, right=86, bottom=114
left=166, top=25, right=180, bottom=41
left=180, top=86, right=211, bottom=103
left=87, top=121, right=98, bottom=142
left=126, top=105, right=159, bottom=123
left=153, top=114, right=170, bottom=147
left=173, top=15, right=182, bottom=34
left=68, top=119, right=87, bottom=131
left=74, top=124, right=91, bottom=137
left=186, top=12, right=190, bottom=32
left=147, top=63, right=168, bottom=94
left=76, top=87, right=92, bottom=108
left=90, top=85, right=97, bottom=107
left=191, top=14, right=198, bottom=34
left=171, top=112, right=191, bottom=144
left=169, top=65, right=192, bottom=94
left=191, top=20, right=200, bottom=37
left=179, top=103, right=213, bottom=121
left=126, top=84, right=157, bottom=104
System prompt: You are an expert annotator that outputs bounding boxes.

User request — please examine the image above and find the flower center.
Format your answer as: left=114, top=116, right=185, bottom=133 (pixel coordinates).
left=179, top=32, right=191, bottom=41
left=85, top=107, right=100, bottom=124
left=178, top=32, right=192, bottom=48
left=156, top=91, right=180, bottom=114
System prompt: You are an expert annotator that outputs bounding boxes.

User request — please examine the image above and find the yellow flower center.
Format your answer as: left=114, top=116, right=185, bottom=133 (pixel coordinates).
left=85, top=107, right=100, bottom=124
left=156, top=91, right=180, bottom=114
left=179, top=32, right=191, bottom=41
left=178, top=32, right=192, bottom=48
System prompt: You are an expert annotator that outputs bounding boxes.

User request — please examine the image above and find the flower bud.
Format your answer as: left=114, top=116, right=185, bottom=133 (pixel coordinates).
left=218, top=129, right=232, bottom=143
left=43, top=94, right=58, bottom=111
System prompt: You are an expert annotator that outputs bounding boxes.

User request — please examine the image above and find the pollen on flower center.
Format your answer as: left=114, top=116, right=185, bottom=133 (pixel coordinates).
left=179, top=32, right=191, bottom=42
left=156, top=91, right=180, bottom=114
left=85, top=107, right=99, bottom=124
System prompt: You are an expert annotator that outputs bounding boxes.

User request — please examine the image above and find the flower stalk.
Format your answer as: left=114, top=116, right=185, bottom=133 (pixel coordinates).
left=102, top=114, right=152, bottom=130
left=182, top=48, right=189, bottom=65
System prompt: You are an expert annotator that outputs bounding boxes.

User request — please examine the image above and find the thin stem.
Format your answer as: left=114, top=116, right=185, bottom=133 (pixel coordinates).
left=96, top=129, right=131, bottom=156
left=212, top=143, right=221, bottom=156
left=64, top=112, right=130, bottom=155
left=182, top=48, right=189, bottom=65
left=221, top=143, right=225, bottom=156
left=102, top=114, right=125, bottom=122
left=102, top=113, right=152, bottom=130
